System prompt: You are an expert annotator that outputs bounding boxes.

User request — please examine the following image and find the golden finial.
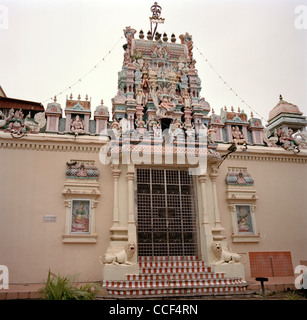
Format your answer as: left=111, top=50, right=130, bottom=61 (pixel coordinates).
left=231, top=106, right=234, bottom=112
left=69, top=93, right=73, bottom=100
left=53, top=95, right=57, bottom=102
left=78, top=94, right=81, bottom=100
left=85, top=94, right=88, bottom=101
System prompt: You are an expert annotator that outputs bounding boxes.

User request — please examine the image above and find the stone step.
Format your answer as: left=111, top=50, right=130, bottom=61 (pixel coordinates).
left=139, top=260, right=207, bottom=268
left=140, top=266, right=211, bottom=274
left=106, top=285, right=248, bottom=297
left=103, top=278, right=245, bottom=289
left=127, top=272, right=224, bottom=281
left=103, top=256, right=248, bottom=298
left=138, top=256, right=199, bottom=261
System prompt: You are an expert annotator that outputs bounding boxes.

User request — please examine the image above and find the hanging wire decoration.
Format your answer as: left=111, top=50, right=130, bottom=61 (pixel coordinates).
left=195, top=46, right=267, bottom=123
left=42, top=36, right=124, bottom=104
left=149, top=2, right=165, bottom=38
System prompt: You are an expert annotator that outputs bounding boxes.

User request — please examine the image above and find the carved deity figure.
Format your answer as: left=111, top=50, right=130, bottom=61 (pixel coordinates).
left=184, top=119, right=195, bottom=139
left=135, top=85, right=145, bottom=106
left=110, top=121, right=122, bottom=138
left=8, top=109, right=26, bottom=136
left=0, top=108, right=14, bottom=128
left=207, top=126, right=217, bottom=144
left=182, top=87, right=191, bottom=109
left=141, top=74, right=150, bottom=106
left=70, top=115, right=85, bottom=134
left=77, top=164, right=88, bottom=177
left=169, top=120, right=184, bottom=141
left=232, top=126, right=247, bottom=147
left=152, top=121, right=162, bottom=138
left=156, top=97, right=174, bottom=118
left=277, top=128, right=300, bottom=152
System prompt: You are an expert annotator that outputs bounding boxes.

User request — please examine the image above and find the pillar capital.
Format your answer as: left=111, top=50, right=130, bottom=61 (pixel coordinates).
left=198, top=174, right=208, bottom=184
left=111, top=164, right=122, bottom=180
left=126, top=172, right=135, bottom=181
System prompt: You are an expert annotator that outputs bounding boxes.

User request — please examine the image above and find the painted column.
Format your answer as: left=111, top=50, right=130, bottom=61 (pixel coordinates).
left=126, top=165, right=137, bottom=243
left=126, top=164, right=137, bottom=264
left=110, top=164, right=127, bottom=241
left=209, top=163, right=225, bottom=241
left=198, top=175, right=214, bottom=262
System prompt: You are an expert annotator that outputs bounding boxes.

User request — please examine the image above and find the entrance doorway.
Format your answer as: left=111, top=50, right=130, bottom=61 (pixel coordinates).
left=136, top=168, right=198, bottom=257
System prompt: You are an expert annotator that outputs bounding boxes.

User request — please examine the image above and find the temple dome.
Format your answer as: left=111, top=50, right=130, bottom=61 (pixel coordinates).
left=268, top=95, right=303, bottom=122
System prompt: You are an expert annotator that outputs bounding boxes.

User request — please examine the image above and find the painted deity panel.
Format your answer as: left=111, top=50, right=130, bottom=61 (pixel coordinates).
left=235, top=205, right=254, bottom=234
left=70, top=200, right=91, bottom=233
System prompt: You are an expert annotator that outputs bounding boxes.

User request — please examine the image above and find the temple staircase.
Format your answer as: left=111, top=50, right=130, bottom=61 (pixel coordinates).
left=102, top=256, right=248, bottom=298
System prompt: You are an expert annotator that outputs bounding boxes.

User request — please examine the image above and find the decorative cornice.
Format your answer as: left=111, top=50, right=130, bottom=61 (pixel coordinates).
left=226, top=153, right=307, bottom=163
left=1, top=133, right=306, bottom=163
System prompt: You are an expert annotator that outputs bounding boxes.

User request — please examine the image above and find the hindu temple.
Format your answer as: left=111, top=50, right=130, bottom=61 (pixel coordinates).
left=0, top=2, right=306, bottom=298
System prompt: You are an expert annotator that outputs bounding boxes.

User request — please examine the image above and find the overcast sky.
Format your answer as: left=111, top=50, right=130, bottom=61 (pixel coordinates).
left=0, top=0, right=306, bottom=124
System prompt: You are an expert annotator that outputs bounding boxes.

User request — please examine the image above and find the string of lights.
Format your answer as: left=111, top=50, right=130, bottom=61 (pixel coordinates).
left=195, top=45, right=267, bottom=123
left=42, top=36, right=124, bottom=104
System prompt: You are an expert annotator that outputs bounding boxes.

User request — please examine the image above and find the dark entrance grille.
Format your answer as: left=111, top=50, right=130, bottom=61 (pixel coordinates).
left=136, top=168, right=198, bottom=257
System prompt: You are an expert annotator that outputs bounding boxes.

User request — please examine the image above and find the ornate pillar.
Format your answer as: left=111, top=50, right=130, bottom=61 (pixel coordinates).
left=126, top=165, right=137, bottom=242
left=110, top=164, right=127, bottom=241
left=198, top=174, right=214, bottom=262
left=126, top=165, right=137, bottom=264
left=209, top=163, right=225, bottom=241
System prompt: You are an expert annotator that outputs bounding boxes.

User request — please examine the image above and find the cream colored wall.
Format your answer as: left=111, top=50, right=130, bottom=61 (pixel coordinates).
left=0, top=134, right=114, bottom=283
left=215, top=150, right=307, bottom=278
left=1, top=134, right=306, bottom=283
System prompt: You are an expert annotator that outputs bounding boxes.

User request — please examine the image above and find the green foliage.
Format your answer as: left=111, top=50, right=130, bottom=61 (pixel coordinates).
left=284, top=291, right=300, bottom=300
left=39, top=270, right=101, bottom=300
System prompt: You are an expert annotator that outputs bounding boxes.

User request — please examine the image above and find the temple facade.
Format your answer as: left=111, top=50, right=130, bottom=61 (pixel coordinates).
left=0, top=3, right=306, bottom=296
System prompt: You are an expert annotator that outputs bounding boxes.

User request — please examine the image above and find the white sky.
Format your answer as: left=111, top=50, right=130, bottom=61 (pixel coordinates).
left=0, top=0, right=306, bottom=124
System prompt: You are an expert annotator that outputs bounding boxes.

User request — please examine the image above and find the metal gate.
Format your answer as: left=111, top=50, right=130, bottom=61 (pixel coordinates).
left=136, top=168, right=198, bottom=257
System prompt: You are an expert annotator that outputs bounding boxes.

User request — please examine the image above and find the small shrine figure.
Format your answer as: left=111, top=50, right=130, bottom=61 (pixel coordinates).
left=156, top=96, right=174, bottom=118
left=135, top=115, right=146, bottom=128
left=207, top=126, right=217, bottom=144
left=136, top=85, right=145, bottom=106
left=77, top=164, right=88, bottom=177
left=70, top=115, right=85, bottom=135
left=141, top=73, right=150, bottom=106
left=123, top=48, right=131, bottom=66
left=110, top=121, right=122, bottom=139
left=148, top=119, right=161, bottom=138
left=135, top=115, right=147, bottom=136
left=277, top=128, right=300, bottom=152
left=232, top=126, right=247, bottom=147
left=184, top=118, right=195, bottom=139
left=169, top=120, right=184, bottom=141
left=0, top=108, right=13, bottom=128
left=8, top=109, right=26, bottom=136
left=182, top=87, right=191, bottom=109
